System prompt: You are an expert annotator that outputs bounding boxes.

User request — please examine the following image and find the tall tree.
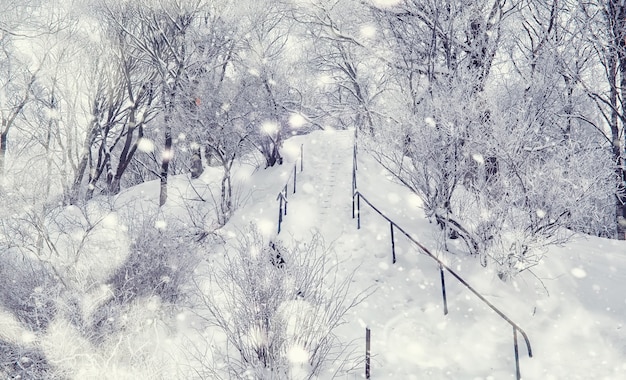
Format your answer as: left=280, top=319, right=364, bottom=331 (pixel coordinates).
left=367, top=0, right=616, bottom=278
left=104, top=0, right=201, bottom=206
left=0, top=2, right=41, bottom=181
left=578, top=0, right=626, bottom=239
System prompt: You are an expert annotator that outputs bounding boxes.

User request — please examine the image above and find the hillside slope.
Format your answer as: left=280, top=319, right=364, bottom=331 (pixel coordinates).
left=197, top=129, right=626, bottom=379
left=2, top=129, right=625, bottom=379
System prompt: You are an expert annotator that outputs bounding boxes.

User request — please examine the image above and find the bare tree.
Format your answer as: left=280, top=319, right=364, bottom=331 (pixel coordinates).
left=369, top=0, right=515, bottom=246
left=577, top=0, right=626, bottom=239
left=365, top=0, right=616, bottom=278
left=75, top=21, right=158, bottom=200
left=104, top=0, right=202, bottom=206
left=0, top=28, right=40, bottom=180
left=291, top=0, right=386, bottom=133
left=194, top=226, right=369, bottom=379
left=231, top=0, right=303, bottom=167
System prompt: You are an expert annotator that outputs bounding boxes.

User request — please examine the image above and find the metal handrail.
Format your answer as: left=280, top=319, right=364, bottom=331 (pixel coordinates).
left=353, top=190, right=532, bottom=379
left=276, top=144, right=303, bottom=234
left=352, top=128, right=358, bottom=218
left=351, top=131, right=532, bottom=380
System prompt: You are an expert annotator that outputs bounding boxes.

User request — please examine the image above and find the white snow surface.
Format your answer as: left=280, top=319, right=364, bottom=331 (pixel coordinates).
left=8, top=129, right=625, bottom=379
left=189, top=129, right=626, bottom=379
left=243, top=130, right=626, bottom=379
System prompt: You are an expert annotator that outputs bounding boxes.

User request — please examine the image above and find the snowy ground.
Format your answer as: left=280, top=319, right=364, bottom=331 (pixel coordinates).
left=183, top=129, right=626, bottom=379
left=3, top=129, right=625, bottom=379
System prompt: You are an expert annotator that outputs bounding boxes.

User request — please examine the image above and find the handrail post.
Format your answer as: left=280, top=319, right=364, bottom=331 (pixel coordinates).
left=300, top=144, right=303, bottom=172
left=352, top=168, right=357, bottom=217
left=365, top=327, right=371, bottom=379
left=293, top=165, right=297, bottom=194
left=390, top=222, right=396, bottom=264
left=357, top=193, right=361, bottom=229
left=278, top=197, right=283, bottom=234
left=514, top=327, right=521, bottom=380
left=439, top=263, right=449, bottom=315
left=284, top=195, right=288, bottom=216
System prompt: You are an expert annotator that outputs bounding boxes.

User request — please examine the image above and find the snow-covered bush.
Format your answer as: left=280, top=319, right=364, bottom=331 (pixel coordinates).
left=0, top=339, right=53, bottom=380
left=0, top=258, right=61, bottom=332
left=90, top=214, right=199, bottom=342
left=0, top=199, right=202, bottom=378
left=195, top=226, right=369, bottom=379
left=0, top=261, right=57, bottom=378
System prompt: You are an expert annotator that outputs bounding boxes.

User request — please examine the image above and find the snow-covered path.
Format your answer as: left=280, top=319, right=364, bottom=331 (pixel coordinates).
left=276, top=130, right=522, bottom=379
left=282, top=129, right=354, bottom=240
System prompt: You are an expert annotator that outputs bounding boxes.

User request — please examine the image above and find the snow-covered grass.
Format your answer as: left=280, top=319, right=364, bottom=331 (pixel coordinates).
left=1, top=129, right=625, bottom=379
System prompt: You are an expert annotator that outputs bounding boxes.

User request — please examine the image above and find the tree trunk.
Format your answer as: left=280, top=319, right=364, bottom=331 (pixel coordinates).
left=109, top=123, right=143, bottom=195
left=159, top=116, right=172, bottom=207
left=190, top=149, right=203, bottom=179
left=220, top=169, right=231, bottom=226
left=609, top=0, right=626, bottom=239
left=0, top=131, right=7, bottom=180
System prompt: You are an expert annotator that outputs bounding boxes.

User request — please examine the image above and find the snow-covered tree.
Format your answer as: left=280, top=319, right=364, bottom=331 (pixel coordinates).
left=291, top=0, right=386, bottom=132
left=0, top=1, right=43, bottom=182
left=102, top=0, right=202, bottom=206
left=78, top=14, right=158, bottom=199
left=577, top=0, right=626, bottom=239
left=366, top=0, right=616, bottom=278
left=196, top=226, right=369, bottom=378
left=181, top=9, right=250, bottom=225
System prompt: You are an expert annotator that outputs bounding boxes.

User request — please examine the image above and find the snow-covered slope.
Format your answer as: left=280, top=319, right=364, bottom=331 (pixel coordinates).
left=5, top=129, right=624, bottom=379
left=195, top=128, right=626, bottom=379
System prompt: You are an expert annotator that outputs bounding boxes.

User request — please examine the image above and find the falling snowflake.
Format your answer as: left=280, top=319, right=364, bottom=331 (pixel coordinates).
left=472, top=153, right=485, bottom=164
left=261, top=121, right=279, bottom=135
left=571, top=267, right=587, bottom=279
left=288, top=113, right=307, bottom=129
left=287, top=345, right=309, bottom=364
left=360, top=24, right=377, bottom=38
left=137, top=138, right=155, bottom=153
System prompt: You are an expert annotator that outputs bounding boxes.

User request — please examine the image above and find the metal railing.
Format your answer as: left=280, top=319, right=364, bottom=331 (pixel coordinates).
left=352, top=128, right=358, bottom=219
left=276, top=144, right=304, bottom=234
left=351, top=130, right=532, bottom=379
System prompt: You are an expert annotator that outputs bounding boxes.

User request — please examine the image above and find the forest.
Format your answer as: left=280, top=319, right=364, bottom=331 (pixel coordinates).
left=1, top=0, right=625, bottom=379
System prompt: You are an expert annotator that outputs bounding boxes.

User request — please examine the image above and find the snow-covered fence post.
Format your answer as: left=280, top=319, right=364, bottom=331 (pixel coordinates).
left=352, top=166, right=357, bottom=219
left=278, top=196, right=283, bottom=234
left=365, top=327, right=371, bottom=379
left=275, top=145, right=303, bottom=234
left=300, top=143, right=303, bottom=172
left=353, top=141, right=358, bottom=172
